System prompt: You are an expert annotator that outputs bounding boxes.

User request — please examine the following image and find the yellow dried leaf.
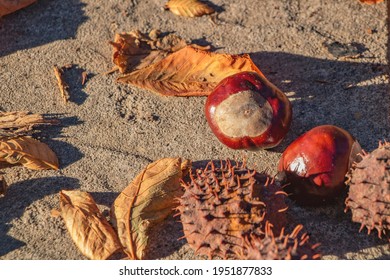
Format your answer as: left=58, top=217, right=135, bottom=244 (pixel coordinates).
left=0, top=136, right=59, bottom=170
left=164, top=0, right=214, bottom=17
left=0, top=0, right=36, bottom=17
left=111, top=158, right=191, bottom=260
left=117, top=46, right=265, bottom=97
left=58, top=190, right=124, bottom=260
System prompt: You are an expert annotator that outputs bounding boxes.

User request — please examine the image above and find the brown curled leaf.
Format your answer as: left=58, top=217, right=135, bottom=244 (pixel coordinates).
left=58, top=190, right=124, bottom=260
left=117, top=46, right=265, bottom=97
left=0, top=111, right=58, bottom=137
left=111, top=158, right=191, bottom=260
left=0, top=136, right=59, bottom=170
left=164, top=0, right=214, bottom=17
left=110, top=30, right=190, bottom=74
left=0, top=175, right=8, bottom=196
left=0, top=0, right=36, bottom=17
left=110, top=33, right=149, bottom=74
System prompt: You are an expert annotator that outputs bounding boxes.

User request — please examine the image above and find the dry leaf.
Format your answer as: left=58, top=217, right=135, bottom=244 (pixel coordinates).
left=134, top=50, right=168, bottom=71
left=110, top=32, right=148, bottom=74
left=110, top=30, right=189, bottom=74
left=81, top=71, right=88, bottom=86
left=110, top=30, right=210, bottom=74
left=53, top=66, right=70, bottom=103
left=50, top=208, right=61, bottom=218
left=135, top=41, right=210, bottom=71
left=58, top=190, right=124, bottom=260
left=0, top=175, right=7, bottom=196
left=0, top=111, right=58, bottom=137
left=164, top=0, right=214, bottom=17
left=359, top=0, right=384, bottom=4
left=111, top=157, right=191, bottom=260
left=0, top=0, right=36, bottom=17
left=0, top=136, right=59, bottom=170
left=117, top=46, right=265, bottom=97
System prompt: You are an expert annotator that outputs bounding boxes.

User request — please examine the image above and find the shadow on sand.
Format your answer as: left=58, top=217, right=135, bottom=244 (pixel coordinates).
left=0, top=176, right=79, bottom=256
left=0, top=0, right=87, bottom=57
left=248, top=51, right=389, bottom=153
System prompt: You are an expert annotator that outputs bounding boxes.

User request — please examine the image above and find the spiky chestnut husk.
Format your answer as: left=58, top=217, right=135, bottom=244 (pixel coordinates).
left=345, top=141, right=390, bottom=241
left=176, top=160, right=288, bottom=259
left=236, top=222, right=321, bottom=260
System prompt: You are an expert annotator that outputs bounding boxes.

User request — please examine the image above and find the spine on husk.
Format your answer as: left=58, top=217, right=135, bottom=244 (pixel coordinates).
left=176, top=159, right=288, bottom=259
left=236, top=221, right=321, bottom=260
left=345, top=141, right=390, bottom=241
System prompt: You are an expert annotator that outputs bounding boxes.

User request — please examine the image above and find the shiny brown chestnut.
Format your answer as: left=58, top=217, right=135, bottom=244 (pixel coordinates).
left=278, top=125, right=362, bottom=205
left=205, top=71, right=292, bottom=150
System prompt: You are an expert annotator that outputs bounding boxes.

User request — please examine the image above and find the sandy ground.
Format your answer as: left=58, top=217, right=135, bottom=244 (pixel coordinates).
left=0, top=0, right=389, bottom=260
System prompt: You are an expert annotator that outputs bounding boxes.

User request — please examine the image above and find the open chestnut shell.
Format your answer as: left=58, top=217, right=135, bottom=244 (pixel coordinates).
left=205, top=71, right=292, bottom=150
left=278, top=125, right=362, bottom=205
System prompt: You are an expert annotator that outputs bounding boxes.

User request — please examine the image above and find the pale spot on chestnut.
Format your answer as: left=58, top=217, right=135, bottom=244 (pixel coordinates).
left=214, top=90, right=273, bottom=138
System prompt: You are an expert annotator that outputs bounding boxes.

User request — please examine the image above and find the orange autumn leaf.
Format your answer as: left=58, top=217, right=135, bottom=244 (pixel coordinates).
left=359, top=0, right=384, bottom=4
left=0, top=0, right=36, bottom=17
left=117, top=46, right=265, bottom=97
left=0, top=136, right=59, bottom=170
left=164, top=0, right=214, bottom=17
left=58, top=190, right=124, bottom=260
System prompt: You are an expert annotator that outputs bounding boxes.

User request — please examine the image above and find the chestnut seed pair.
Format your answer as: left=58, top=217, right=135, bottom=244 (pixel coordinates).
left=205, top=71, right=361, bottom=205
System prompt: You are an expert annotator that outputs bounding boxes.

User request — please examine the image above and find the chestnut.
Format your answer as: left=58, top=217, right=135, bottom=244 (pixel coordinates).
left=278, top=125, right=362, bottom=205
left=205, top=71, right=292, bottom=150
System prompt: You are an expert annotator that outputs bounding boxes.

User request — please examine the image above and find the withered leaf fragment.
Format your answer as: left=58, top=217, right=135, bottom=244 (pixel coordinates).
left=0, top=175, right=7, bottom=196
left=81, top=71, right=88, bottom=86
left=0, top=0, right=36, bottom=17
left=0, top=136, right=59, bottom=170
left=164, top=0, right=214, bottom=17
left=110, top=30, right=189, bottom=74
left=58, top=190, right=124, bottom=260
left=53, top=66, right=70, bottom=103
left=359, top=0, right=384, bottom=4
left=0, top=111, right=58, bottom=137
left=117, top=46, right=265, bottom=97
left=111, top=158, right=191, bottom=260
